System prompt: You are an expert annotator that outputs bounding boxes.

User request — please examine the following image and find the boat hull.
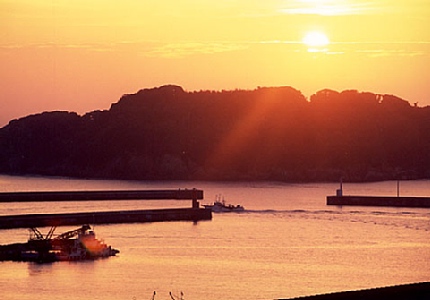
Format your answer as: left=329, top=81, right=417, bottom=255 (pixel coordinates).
left=203, top=203, right=245, bottom=213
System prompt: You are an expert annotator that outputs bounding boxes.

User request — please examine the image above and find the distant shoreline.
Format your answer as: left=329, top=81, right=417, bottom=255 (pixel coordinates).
left=0, top=172, right=430, bottom=184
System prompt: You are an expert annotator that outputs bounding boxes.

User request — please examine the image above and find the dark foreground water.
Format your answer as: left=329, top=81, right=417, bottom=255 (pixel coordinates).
left=0, top=175, right=429, bottom=300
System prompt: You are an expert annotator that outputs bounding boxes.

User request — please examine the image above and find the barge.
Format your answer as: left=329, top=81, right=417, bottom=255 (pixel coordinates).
left=0, top=225, right=119, bottom=262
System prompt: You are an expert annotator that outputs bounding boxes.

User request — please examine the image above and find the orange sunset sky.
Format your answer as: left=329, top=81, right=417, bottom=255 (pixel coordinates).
left=1, top=0, right=429, bottom=127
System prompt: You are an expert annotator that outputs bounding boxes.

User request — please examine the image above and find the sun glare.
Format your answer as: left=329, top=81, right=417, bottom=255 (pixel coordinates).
left=302, top=31, right=330, bottom=48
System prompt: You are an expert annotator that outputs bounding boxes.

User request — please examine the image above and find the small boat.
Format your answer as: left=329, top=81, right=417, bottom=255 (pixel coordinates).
left=0, top=224, right=119, bottom=263
left=203, top=195, right=245, bottom=213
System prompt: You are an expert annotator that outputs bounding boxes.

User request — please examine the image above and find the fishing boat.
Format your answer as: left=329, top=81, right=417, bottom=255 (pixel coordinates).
left=203, top=195, right=245, bottom=213
left=0, top=224, right=119, bottom=262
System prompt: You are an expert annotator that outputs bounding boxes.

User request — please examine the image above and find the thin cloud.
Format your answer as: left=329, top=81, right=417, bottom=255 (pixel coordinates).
left=142, top=42, right=248, bottom=58
left=356, top=49, right=427, bottom=58
left=0, top=40, right=250, bottom=58
left=331, top=41, right=430, bottom=57
left=279, top=1, right=381, bottom=16
left=1, top=40, right=428, bottom=59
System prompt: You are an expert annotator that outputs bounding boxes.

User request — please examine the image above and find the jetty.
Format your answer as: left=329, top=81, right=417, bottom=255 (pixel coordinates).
left=326, top=182, right=430, bottom=208
left=0, top=189, right=203, bottom=203
left=327, top=195, right=430, bottom=208
left=0, top=189, right=212, bottom=229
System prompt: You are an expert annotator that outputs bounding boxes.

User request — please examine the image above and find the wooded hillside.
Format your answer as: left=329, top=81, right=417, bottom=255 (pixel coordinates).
left=0, top=85, right=429, bottom=182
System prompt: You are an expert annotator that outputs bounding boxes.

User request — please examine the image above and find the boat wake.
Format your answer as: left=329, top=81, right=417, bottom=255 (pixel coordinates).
left=244, top=208, right=428, bottom=216
left=237, top=209, right=430, bottom=232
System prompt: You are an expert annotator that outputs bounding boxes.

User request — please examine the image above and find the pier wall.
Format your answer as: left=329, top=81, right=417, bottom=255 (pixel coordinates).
left=0, top=189, right=210, bottom=229
left=327, top=195, right=430, bottom=208
left=0, top=208, right=212, bottom=229
left=0, top=189, right=203, bottom=202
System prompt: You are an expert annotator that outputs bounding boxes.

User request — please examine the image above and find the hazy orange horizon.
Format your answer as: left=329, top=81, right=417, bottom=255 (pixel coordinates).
left=1, top=0, right=429, bottom=127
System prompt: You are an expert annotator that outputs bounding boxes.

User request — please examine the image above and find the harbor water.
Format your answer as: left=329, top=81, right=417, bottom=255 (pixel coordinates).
left=0, top=175, right=429, bottom=300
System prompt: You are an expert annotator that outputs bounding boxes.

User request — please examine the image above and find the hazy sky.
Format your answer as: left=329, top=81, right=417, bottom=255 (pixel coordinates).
left=1, top=0, right=429, bottom=126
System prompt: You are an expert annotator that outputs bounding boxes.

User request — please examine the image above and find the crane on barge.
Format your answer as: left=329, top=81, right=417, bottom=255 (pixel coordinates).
left=1, top=224, right=119, bottom=262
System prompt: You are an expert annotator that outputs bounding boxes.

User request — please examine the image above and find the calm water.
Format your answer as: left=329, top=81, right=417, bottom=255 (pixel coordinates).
left=0, top=175, right=429, bottom=300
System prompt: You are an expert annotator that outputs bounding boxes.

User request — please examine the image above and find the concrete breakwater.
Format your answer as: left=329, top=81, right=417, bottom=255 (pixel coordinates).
left=0, top=189, right=211, bottom=229
left=0, top=189, right=203, bottom=202
left=0, top=208, right=212, bottom=229
left=327, top=195, right=430, bottom=208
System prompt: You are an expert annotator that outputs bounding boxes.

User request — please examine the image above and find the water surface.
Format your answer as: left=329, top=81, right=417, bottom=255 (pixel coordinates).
left=0, top=175, right=429, bottom=300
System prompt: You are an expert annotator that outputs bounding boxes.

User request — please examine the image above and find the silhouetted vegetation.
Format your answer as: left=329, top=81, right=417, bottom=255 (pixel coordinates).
left=0, top=85, right=429, bottom=182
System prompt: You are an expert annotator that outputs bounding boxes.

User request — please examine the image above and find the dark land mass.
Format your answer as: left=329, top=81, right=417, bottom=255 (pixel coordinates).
left=279, top=282, right=430, bottom=300
left=0, top=85, right=429, bottom=182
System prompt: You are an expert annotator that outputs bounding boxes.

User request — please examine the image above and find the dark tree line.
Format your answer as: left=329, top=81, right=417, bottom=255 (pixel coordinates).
left=0, top=85, right=429, bottom=182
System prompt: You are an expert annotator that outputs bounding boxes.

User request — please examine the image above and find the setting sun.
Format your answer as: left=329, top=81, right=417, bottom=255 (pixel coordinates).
left=0, top=0, right=429, bottom=127
left=302, top=31, right=330, bottom=48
